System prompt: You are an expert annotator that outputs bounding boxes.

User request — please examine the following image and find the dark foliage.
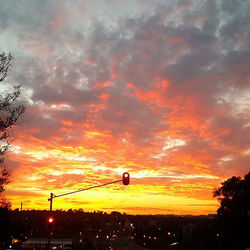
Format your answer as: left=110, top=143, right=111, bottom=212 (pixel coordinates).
left=0, top=52, right=25, bottom=208
left=213, top=171, right=250, bottom=249
left=213, top=171, right=250, bottom=217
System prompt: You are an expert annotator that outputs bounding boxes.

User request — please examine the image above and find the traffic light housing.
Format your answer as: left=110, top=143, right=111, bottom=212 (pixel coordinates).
left=122, top=172, right=130, bottom=185
left=47, top=216, right=55, bottom=231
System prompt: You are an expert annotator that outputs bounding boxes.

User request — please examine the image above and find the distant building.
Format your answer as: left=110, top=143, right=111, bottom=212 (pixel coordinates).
left=21, top=238, right=72, bottom=249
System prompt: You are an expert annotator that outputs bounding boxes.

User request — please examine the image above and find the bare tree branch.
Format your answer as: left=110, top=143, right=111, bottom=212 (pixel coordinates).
left=0, top=52, right=25, bottom=208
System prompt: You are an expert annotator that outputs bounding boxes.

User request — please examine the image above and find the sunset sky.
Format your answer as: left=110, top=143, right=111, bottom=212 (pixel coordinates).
left=0, top=0, right=250, bottom=215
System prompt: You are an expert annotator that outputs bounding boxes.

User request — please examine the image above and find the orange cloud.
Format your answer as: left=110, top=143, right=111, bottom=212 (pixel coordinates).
left=4, top=0, right=250, bottom=216
left=169, top=38, right=184, bottom=44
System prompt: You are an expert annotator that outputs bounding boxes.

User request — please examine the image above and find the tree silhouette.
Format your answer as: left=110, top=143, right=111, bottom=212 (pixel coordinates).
left=0, top=52, right=25, bottom=208
left=213, top=171, right=250, bottom=217
left=213, top=171, right=250, bottom=249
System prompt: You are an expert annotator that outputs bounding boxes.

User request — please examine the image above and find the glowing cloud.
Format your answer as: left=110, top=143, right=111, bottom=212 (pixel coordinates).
left=1, top=0, right=250, bottom=215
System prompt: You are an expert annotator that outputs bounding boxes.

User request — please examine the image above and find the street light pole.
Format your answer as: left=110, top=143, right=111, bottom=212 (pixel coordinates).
left=47, top=193, right=53, bottom=250
left=46, top=174, right=129, bottom=249
left=48, top=179, right=122, bottom=210
left=49, top=193, right=53, bottom=211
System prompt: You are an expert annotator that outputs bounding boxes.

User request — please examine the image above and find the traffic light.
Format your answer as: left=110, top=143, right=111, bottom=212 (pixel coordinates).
left=47, top=216, right=55, bottom=231
left=122, top=172, right=130, bottom=185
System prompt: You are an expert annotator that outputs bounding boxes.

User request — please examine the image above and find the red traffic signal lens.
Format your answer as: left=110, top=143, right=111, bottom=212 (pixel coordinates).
left=122, top=172, right=130, bottom=185
left=47, top=216, right=55, bottom=231
left=48, top=217, right=54, bottom=223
